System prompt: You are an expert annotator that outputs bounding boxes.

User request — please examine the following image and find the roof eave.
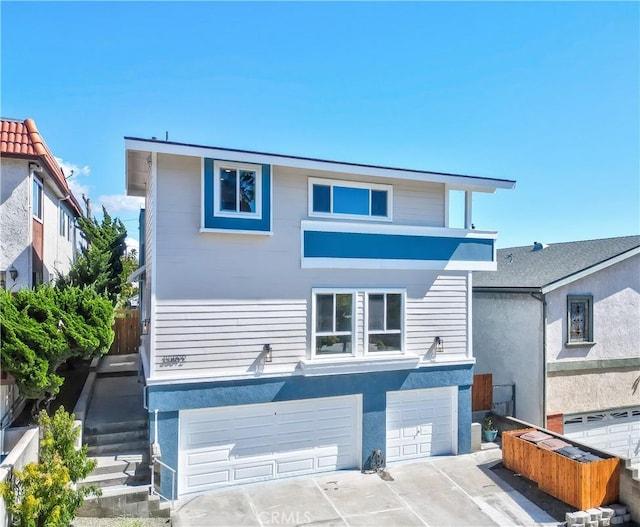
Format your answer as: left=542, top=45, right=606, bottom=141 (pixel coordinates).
left=540, top=246, right=640, bottom=294
left=124, top=137, right=516, bottom=192
left=473, top=286, right=543, bottom=294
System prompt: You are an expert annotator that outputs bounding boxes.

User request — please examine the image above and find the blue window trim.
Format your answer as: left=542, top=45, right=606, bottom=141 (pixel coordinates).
left=203, top=158, right=271, bottom=233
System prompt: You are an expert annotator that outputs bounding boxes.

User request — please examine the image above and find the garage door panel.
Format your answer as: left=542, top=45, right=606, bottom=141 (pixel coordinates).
left=186, top=448, right=231, bottom=467
left=276, top=458, right=315, bottom=475
left=564, top=407, right=640, bottom=462
left=386, top=387, right=457, bottom=463
left=179, top=395, right=360, bottom=496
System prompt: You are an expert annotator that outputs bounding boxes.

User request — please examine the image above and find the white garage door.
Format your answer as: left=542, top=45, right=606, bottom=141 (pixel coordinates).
left=563, top=407, right=640, bottom=462
left=179, top=395, right=360, bottom=496
left=386, top=387, right=457, bottom=463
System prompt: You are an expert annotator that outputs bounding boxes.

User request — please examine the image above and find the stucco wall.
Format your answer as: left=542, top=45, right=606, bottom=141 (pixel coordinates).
left=547, top=368, right=640, bottom=415
left=545, top=255, right=640, bottom=415
left=42, top=183, right=76, bottom=282
left=546, top=254, right=640, bottom=361
left=0, top=158, right=31, bottom=290
left=149, top=363, right=473, bottom=499
left=0, top=158, right=77, bottom=289
left=472, top=291, right=544, bottom=425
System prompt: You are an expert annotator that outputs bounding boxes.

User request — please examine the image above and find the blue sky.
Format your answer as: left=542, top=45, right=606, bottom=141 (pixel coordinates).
left=2, top=1, right=638, bottom=249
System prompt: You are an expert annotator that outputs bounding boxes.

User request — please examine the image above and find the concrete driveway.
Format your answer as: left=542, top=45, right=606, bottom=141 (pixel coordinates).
left=172, top=449, right=562, bottom=527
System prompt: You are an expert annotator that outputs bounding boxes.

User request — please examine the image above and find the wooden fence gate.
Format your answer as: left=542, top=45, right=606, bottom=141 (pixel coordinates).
left=472, top=373, right=493, bottom=411
left=110, top=309, right=140, bottom=355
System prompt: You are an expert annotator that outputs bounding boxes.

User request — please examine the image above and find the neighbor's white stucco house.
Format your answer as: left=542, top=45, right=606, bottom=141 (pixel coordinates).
left=0, top=118, right=82, bottom=290
left=473, top=236, right=640, bottom=462
left=125, top=136, right=515, bottom=498
left=0, top=117, right=83, bottom=428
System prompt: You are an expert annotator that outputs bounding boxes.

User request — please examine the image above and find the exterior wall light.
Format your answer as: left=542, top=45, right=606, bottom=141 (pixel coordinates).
left=9, top=266, right=18, bottom=281
left=142, top=318, right=150, bottom=335
left=263, top=344, right=273, bottom=363
left=435, top=336, right=444, bottom=353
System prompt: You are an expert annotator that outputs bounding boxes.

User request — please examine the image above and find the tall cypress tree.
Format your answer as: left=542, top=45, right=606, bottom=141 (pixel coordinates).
left=58, top=207, right=127, bottom=305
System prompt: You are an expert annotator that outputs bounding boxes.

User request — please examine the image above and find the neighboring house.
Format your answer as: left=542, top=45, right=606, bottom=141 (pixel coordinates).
left=0, top=117, right=82, bottom=289
left=473, top=236, right=640, bottom=462
left=125, top=137, right=514, bottom=498
left=0, top=117, right=83, bottom=429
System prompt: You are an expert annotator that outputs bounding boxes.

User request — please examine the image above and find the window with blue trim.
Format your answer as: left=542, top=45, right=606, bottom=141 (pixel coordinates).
left=308, top=178, right=392, bottom=221
left=214, top=161, right=261, bottom=218
left=203, top=159, right=271, bottom=233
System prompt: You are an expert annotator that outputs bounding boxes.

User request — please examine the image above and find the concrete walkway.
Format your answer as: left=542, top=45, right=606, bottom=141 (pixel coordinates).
left=172, top=449, right=563, bottom=527
left=84, top=354, right=147, bottom=430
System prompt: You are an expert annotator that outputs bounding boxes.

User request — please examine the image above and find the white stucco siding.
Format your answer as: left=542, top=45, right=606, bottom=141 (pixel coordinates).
left=1, top=158, right=77, bottom=288
left=546, top=254, right=640, bottom=362
left=472, top=292, right=544, bottom=426
left=0, top=158, right=31, bottom=290
left=42, top=183, right=76, bottom=282
left=150, top=154, right=467, bottom=379
left=547, top=370, right=640, bottom=416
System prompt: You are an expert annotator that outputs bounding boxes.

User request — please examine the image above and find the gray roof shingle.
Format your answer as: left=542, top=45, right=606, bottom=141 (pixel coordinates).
left=474, top=235, right=640, bottom=290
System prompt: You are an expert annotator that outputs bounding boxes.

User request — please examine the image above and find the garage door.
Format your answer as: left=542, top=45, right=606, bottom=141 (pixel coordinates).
left=563, top=407, right=640, bottom=462
left=386, top=387, right=457, bottom=463
left=179, top=395, right=360, bottom=496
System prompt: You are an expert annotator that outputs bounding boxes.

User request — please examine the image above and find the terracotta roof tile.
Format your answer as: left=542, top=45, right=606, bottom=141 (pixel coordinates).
left=0, top=118, right=82, bottom=216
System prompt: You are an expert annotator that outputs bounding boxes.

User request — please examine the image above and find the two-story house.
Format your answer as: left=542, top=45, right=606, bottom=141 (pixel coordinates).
left=0, top=118, right=82, bottom=289
left=473, top=236, right=640, bottom=462
left=1, top=117, right=83, bottom=428
left=125, top=137, right=515, bottom=498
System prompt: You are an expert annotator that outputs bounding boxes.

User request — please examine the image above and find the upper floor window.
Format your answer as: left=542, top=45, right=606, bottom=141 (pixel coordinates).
left=59, top=210, right=72, bottom=241
left=33, top=178, right=43, bottom=220
left=213, top=161, right=262, bottom=219
left=567, top=295, right=593, bottom=344
left=309, top=178, right=392, bottom=221
left=202, top=158, right=271, bottom=234
left=314, top=292, right=354, bottom=356
left=367, top=292, right=403, bottom=352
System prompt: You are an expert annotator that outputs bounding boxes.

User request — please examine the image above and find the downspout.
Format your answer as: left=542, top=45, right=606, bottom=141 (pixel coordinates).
left=56, top=195, right=72, bottom=274
left=531, top=291, right=547, bottom=427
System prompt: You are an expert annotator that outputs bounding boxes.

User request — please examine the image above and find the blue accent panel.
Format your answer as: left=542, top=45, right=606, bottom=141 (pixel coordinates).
left=457, top=385, right=472, bottom=454
left=151, top=411, right=179, bottom=499
left=148, top=364, right=473, bottom=474
left=362, top=390, right=386, bottom=468
left=304, top=231, right=494, bottom=262
left=203, top=158, right=271, bottom=232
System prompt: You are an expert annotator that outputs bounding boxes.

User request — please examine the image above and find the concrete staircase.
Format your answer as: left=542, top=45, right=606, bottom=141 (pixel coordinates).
left=76, top=355, right=170, bottom=519
left=620, top=458, right=640, bottom=523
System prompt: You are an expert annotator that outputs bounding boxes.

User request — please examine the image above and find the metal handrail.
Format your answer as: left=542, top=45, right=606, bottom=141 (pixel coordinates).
left=150, top=456, right=176, bottom=509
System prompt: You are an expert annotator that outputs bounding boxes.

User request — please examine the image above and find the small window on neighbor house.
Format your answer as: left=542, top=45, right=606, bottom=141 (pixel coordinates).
left=60, top=210, right=74, bottom=241
left=309, top=178, right=391, bottom=220
left=33, top=178, right=43, bottom=220
left=567, top=295, right=593, bottom=343
left=213, top=161, right=262, bottom=218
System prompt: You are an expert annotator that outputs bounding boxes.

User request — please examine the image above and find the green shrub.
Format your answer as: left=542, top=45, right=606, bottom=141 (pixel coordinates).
left=0, top=409, right=100, bottom=527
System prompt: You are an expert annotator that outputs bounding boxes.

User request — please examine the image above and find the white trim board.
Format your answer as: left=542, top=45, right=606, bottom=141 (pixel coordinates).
left=541, top=247, right=640, bottom=294
left=125, top=138, right=515, bottom=192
